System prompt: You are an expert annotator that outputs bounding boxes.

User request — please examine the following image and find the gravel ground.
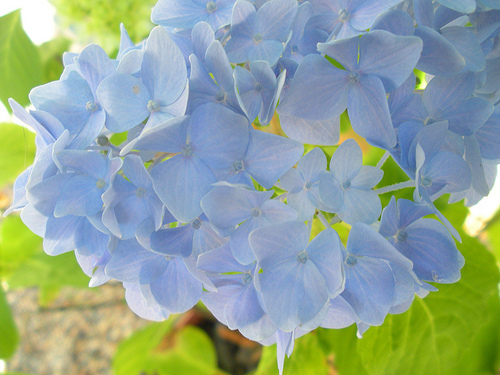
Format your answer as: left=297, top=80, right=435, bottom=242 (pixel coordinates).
left=5, top=283, right=150, bottom=375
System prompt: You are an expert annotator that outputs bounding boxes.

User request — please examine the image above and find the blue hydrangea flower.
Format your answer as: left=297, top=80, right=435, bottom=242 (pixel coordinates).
left=224, top=0, right=298, bottom=66
left=201, top=183, right=298, bottom=264
left=379, top=197, right=465, bottom=283
left=97, top=26, right=188, bottom=133
left=151, top=0, right=237, bottom=31
left=127, top=102, right=250, bottom=223
left=278, top=30, right=422, bottom=148
left=249, top=222, right=345, bottom=332
left=319, top=139, right=384, bottom=224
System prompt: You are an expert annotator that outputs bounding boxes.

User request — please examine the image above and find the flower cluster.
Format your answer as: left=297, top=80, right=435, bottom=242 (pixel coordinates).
left=6, top=0, right=500, bottom=372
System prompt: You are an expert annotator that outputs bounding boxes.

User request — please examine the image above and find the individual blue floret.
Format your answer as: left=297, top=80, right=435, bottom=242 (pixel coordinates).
left=249, top=222, right=344, bottom=332
left=224, top=0, right=298, bottom=66
left=280, top=147, right=330, bottom=221
left=127, top=102, right=250, bottom=223
left=379, top=197, right=465, bottom=283
left=198, top=242, right=277, bottom=341
left=97, top=26, right=188, bottom=133
left=102, top=155, right=164, bottom=240
left=278, top=30, right=423, bottom=148
left=30, top=44, right=115, bottom=149
left=188, top=40, right=244, bottom=115
left=151, top=0, right=237, bottom=31
left=214, top=128, right=304, bottom=189
left=340, top=222, right=415, bottom=326
left=233, top=60, right=286, bottom=125
left=201, top=183, right=298, bottom=264
left=319, top=139, right=384, bottom=225
left=307, top=0, right=404, bottom=40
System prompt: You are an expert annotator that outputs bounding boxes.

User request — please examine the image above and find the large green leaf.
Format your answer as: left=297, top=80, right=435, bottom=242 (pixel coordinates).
left=255, top=332, right=330, bottom=375
left=0, top=215, right=43, bottom=280
left=113, top=320, right=227, bottom=375
left=0, top=123, right=36, bottom=187
left=0, top=10, right=43, bottom=110
left=0, top=286, right=19, bottom=359
left=312, top=203, right=500, bottom=375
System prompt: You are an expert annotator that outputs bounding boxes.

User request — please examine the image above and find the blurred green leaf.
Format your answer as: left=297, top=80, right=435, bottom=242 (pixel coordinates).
left=0, top=286, right=19, bottom=359
left=255, top=332, right=330, bottom=375
left=317, top=216, right=500, bottom=375
left=113, top=320, right=227, bottom=375
left=0, top=10, right=43, bottom=111
left=0, top=123, right=35, bottom=187
left=0, top=215, right=43, bottom=280
left=39, top=37, right=71, bottom=83
left=8, top=251, right=89, bottom=306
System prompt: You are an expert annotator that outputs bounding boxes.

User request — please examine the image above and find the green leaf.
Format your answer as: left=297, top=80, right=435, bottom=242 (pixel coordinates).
left=8, top=251, right=90, bottom=306
left=354, top=229, right=500, bottom=375
left=0, top=286, right=19, bottom=359
left=113, top=320, right=227, bottom=375
left=0, top=215, right=43, bottom=281
left=255, top=332, right=330, bottom=375
left=0, top=123, right=36, bottom=187
left=317, top=326, right=369, bottom=375
left=39, top=37, right=71, bottom=83
left=0, top=10, right=43, bottom=111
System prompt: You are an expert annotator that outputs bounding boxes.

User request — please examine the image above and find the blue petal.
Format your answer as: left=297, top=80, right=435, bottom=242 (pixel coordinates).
left=279, top=114, right=340, bottom=145
left=339, top=188, right=381, bottom=225
left=341, top=256, right=395, bottom=326
left=150, top=225, right=194, bottom=257
left=75, top=44, right=115, bottom=94
left=358, top=30, right=423, bottom=92
left=277, top=54, right=350, bottom=120
left=190, top=103, right=249, bottom=169
left=96, top=73, right=151, bottom=132
left=414, top=26, right=466, bottom=76
left=151, top=154, right=217, bottom=223
left=347, top=75, right=397, bottom=149
left=142, top=27, right=188, bottom=106
left=244, top=129, right=304, bottom=189
left=149, top=257, right=202, bottom=313
left=124, top=282, right=170, bottom=321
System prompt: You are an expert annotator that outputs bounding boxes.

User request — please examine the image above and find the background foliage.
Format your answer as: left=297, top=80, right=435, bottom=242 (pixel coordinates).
left=0, top=1, right=500, bottom=374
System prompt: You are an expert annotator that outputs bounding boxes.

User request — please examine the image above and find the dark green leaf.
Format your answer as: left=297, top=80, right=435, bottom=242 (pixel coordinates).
left=0, top=286, right=19, bottom=359
left=0, top=123, right=35, bottom=187
left=0, top=10, right=43, bottom=110
left=355, top=228, right=500, bottom=375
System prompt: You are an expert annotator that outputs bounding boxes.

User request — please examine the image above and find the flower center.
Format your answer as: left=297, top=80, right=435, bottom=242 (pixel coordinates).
left=215, top=90, right=226, bottom=102
left=251, top=208, right=261, bottom=218
left=338, top=9, right=349, bottom=22
left=182, top=143, right=194, bottom=157
left=297, top=251, right=308, bottom=264
left=342, top=180, right=351, bottom=189
left=96, top=179, right=106, bottom=189
left=147, top=100, right=160, bottom=112
left=253, top=33, right=263, bottom=43
left=348, top=71, right=360, bottom=83
left=135, top=188, right=146, bottom=198
left=396, top=230, right=408, bottom=242
left=291, top=44, right=299, bottom=53
left=421, top=176, right=432, bottom=187
left=206, top=1, right=217, bottom=13
left=233, top=160, right=244, bottom=172
left=255, top=83, right=263, bottom=93
left=345, top=254, right=357, bottom=266
left=304, top=181, right=312, bottom=190
left=242, top=272, right=253, bottom=285
left=192, top=218, right=202, bottom=230
left=86, top=101, right=98, bottom=112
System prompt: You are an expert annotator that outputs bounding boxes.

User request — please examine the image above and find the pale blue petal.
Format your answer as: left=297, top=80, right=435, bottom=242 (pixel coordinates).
left=279, top=114, right=340, bottom=145
left=347, top=75, right=396, bottom=149
left=151, top=154, right=217, bottom=223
